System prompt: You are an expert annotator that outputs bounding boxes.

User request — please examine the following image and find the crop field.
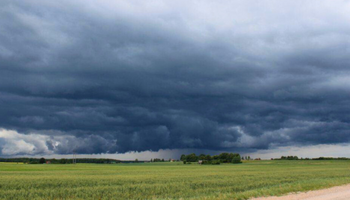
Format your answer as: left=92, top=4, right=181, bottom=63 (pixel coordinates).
left=1, top=160, right=350, bottom=200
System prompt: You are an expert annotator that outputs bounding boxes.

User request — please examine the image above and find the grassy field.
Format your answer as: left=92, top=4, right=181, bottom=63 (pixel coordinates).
left=0, top=160, right=350, bottom=200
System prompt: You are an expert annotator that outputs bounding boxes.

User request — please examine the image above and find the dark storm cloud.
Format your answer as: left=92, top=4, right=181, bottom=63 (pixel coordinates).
left=1, top=0, right=350, bottom=155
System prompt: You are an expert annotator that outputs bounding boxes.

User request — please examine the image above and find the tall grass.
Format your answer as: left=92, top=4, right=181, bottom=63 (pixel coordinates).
left=0, top=160, right=350, bottom=199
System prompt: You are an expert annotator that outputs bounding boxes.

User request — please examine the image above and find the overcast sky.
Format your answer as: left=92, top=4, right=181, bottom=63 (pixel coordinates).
left=1, top=0, right=350, bottom=159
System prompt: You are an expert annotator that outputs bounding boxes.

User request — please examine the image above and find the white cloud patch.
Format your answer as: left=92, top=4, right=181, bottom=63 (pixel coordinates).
left=0, top=129, right=119, bottom=156
left=0, top=129, right=52, bottom=155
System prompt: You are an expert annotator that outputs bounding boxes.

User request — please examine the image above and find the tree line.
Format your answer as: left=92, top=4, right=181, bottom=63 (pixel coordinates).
left=276, top=156, right=350, bottom=160
left=180, top=153, right=242, bottom=164
left=150, top=158, right=165, bottom=162
left=0, top=157, right=121, bottom=164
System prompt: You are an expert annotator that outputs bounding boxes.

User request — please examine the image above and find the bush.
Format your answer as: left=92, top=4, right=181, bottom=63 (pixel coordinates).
left=211, top=160, right=221, bottom=165
left=201, top=160, right=211, bottom=165
left=232, top=156, right=242, bottom=164
left=186, top=153, right=198, bottom=162
left=39, top=157, right=46, bottom=164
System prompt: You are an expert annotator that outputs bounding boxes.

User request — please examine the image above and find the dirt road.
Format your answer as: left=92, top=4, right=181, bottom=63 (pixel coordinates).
left=252, top=184, right=350, bottom=200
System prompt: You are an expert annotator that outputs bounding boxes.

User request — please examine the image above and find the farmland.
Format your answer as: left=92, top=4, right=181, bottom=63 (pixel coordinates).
left=0, top=160, right=350, bottom=200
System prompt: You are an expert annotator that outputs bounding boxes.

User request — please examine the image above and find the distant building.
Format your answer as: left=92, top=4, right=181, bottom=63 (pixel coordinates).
left=198, top=160, right=203, bottom=164
left=170, top=159, right=175, bottom=162
left=45, top=161, right=51, bottom=164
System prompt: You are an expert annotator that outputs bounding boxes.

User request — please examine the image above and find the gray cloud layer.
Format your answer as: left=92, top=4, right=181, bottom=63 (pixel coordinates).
left=1, top=0, right=350, bottom=155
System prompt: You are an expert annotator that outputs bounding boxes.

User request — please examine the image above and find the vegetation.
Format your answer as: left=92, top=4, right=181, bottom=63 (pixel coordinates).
left=0, top=158, right=121, bottom=164
left=277, top=156, right=350, bottom=160
left=313, top=157, right=350, bottom=160
left=180, top=152, right=242, bottom=164
left=39, top=157, right=46, bottom=164
left=151, top=158, right=165, bottom=162
left=280, top=156, right=299, bottom=160
left=1, top=160, right=350, bottom=199
left=231, top=155, right=242, bottom=164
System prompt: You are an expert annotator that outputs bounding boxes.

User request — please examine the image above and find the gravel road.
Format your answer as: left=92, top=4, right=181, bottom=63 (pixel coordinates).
left=252, top=184, right=350, bottom=200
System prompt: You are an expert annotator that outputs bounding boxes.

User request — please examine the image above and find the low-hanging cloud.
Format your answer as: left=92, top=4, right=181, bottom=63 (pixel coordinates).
left=1, top=0, right=350, bottom=156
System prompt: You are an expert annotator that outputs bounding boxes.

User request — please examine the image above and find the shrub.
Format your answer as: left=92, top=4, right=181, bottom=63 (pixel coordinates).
left=211, top=160, right=221, bottom=165
left=39, top=157, right=46, bottom=164
left=201, top=160, right=211, bottom=165
left=232, top=156, right=242, bottom=164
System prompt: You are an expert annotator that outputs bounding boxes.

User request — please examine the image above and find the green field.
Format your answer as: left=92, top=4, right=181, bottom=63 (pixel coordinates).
left=1, top=160, right=350, bottom=200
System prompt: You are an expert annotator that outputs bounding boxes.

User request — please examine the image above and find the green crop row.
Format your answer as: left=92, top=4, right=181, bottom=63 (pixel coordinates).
left=0, top=160, right=350, bottom=199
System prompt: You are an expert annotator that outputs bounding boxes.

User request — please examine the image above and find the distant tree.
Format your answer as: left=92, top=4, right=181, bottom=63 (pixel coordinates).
left=39, top=157, right=46, bottom=164
left=180, top=154, right=186, bottom=161
left=219, top=153, right=230, bottom=163
left=186, top=153, right=198, bottom=162
left=198, top=154, right=206, bottom=160
left=181, top=152, right=244, bottom=165
left=211, top=160, right=221, bottom=165
left=219, top=153, right=239, bottom=163
left=135, top=159, right=138, bottom=162
left=248, top=156, right=250, bottom=160
left=281, top=156, right=299, bottom=160
left=232, top=154, right=242, bottom=164
left=150, top=159, right=153, bottom=162
left=205, top=155, right=212, bottom=161
left=228, top=153, right=235, bottom=162
left=161, top=159, right=164, bottom=162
